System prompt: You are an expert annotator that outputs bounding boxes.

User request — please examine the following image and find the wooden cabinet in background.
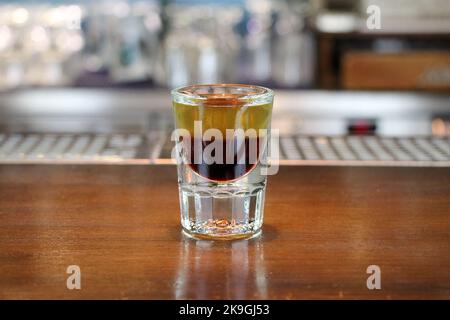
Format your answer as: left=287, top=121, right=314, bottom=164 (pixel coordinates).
left=342, top=51, right=450, bottom=90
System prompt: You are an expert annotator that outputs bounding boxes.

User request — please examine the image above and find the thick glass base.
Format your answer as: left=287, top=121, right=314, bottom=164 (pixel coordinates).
left=182, top=228, right=262, bottom=241
left=179, top=183, right=265, bottom=240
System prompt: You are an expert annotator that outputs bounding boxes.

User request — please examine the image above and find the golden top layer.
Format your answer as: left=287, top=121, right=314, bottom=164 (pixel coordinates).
left=173, top=101, right=273, bottom=134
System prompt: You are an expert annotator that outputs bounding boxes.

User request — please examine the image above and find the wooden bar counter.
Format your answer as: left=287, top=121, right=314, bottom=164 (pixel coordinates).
left=0, top=164, right=449, bottom=299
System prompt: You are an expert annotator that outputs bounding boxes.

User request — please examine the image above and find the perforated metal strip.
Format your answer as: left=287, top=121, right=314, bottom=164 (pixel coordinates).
left=277, top=136, right=450, bottom=166
left=0, top=133, right=449, bottom=166
left=0, top=133, right=146, bottom=163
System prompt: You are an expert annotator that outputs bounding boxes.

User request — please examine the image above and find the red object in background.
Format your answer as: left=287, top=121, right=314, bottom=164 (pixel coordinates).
left=347, top=119, right=377, bottom=135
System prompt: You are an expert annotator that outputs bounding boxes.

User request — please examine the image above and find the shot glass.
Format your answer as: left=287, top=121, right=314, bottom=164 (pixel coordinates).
left=171, top=84, right=274, bottom=240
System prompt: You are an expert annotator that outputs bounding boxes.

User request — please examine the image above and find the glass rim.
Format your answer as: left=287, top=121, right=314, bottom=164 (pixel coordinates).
left=171, top=84, right=274, bottom=106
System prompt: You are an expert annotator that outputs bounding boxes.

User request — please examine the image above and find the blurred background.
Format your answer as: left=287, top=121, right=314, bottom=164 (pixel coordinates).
left=1, top=0, right=449, bottom=90
left=0, top=0, right=449, bottom=164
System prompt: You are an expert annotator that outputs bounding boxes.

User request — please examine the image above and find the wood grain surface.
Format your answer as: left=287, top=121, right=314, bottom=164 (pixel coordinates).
left=0, top=164, right=449, bottom=299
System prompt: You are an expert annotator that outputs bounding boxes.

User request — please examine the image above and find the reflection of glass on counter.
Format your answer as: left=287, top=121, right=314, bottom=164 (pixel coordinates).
left=174, top=233, right=267, bottom=299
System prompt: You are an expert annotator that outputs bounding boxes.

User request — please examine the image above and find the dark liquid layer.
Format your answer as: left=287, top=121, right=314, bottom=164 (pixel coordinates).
left=187, top=137, right=260, bottom=182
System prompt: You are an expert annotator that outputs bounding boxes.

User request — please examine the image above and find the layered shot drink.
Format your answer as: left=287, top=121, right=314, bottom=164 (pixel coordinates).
left=171, top=84, right=274, bottom=239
